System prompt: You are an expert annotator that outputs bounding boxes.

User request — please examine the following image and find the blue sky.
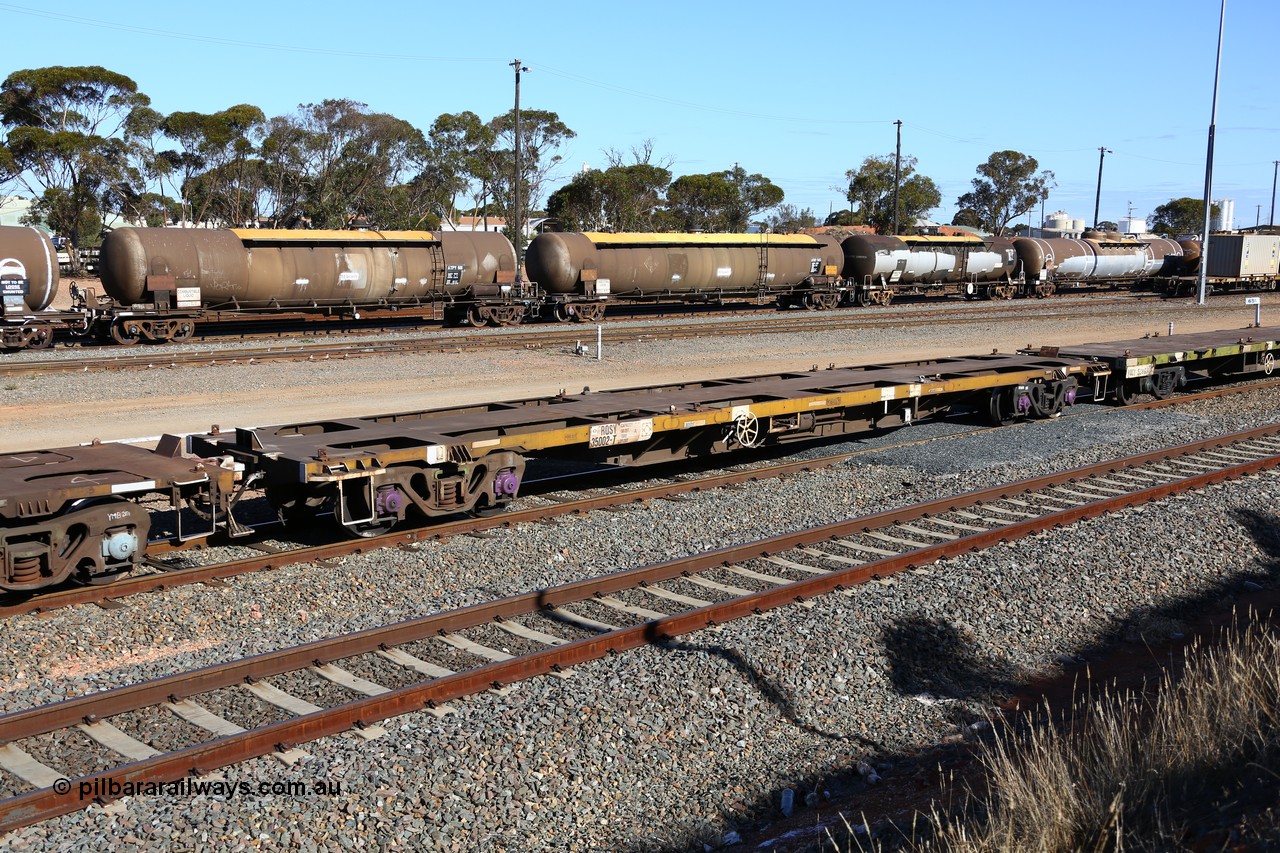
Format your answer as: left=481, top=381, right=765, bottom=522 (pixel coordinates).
left=2, top=0, right=1275, bottom=228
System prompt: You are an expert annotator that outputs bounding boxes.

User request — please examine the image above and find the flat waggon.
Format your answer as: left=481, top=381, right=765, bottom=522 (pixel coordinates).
left=2, top=325, right=1276, bottom=593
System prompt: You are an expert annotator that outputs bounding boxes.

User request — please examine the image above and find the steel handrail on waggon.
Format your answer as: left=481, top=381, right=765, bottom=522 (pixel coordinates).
left=1, top=424, right=1278, bottom=832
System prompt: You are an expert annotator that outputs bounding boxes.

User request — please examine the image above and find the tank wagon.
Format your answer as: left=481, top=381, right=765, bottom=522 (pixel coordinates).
left=839, top=233, right=1025, bottom=304
left=0, top=226, right=61, bottom=350
left=4, top=325, right=1279, bottom=594
left=98, top=227, right=608, bottom=338
left=1012, top=231, right=1184, bottom=291
left=524, top=232, right=845, bottom=310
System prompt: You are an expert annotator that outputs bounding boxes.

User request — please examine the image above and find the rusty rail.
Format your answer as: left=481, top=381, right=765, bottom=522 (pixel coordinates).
left=5, top=377, right=1276, bottom=620
left=1, top=425, right=1277, bottom=831
left=0, top=451, right=852, bottom=618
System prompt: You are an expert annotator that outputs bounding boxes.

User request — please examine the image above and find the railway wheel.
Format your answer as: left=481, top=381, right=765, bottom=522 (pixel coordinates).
left=574, top=303, right=605, bottom=323
left=267, top=486, right=327, bottom=527
left=984, top=388, right=1011, bottom=426
left=26, top=326, right=53, bottom=350
left=553, top=303, right=572, bottom=323
left=854, top=289, right=872, bottom=307
left=109, top=321, right=142, bottom=346
left=170, top=322, right=196, bottom=343
left=1114, top=380, right=1143, bottom=406
left=70, top=498, right=145, bottom=586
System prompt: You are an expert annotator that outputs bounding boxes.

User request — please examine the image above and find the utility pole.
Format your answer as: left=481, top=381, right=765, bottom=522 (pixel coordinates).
left=1093, top=146, right=1111, bottom=228
left=1198, top=0, right=1225, bottom=305
left=1270, top=160, right=1278, bottom=227
left=892, top=119, right=902, bottom=235
left=510, top=58, right=529, bottom=284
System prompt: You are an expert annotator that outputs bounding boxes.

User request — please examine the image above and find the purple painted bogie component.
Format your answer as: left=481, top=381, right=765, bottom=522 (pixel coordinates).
left=375, top=486, right=404, bottom=515
left=1065, top=387, right=1078, bottom=405
left=1016, top=393, right=1032, bottom=413
left=493, top=469, right=520, bottom=498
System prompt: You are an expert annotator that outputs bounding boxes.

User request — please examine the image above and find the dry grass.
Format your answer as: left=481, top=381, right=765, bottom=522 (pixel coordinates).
left=833, top=610, right=1280, bottom=852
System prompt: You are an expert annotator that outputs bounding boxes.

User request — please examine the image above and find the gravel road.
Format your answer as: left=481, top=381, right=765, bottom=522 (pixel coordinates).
left=0, top=292, right=1273, bottom=451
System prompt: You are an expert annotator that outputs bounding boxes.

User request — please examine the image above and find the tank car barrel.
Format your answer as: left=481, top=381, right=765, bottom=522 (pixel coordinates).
left=525, top=232, right=842, bottom=296
left=0, top=226, right=59, bottom=311
left=99, top=228, right=517, bottom=309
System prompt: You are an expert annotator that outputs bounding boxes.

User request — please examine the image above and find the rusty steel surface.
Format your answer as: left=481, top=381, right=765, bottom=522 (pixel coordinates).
left=1047, top=326, right=1278, bottom=361
left=100, top=228, right=516, bottom=309
left=841, top=234, right=1018, bottom=285
left=187, top=351, right=1082, bottom=475
left=0, top=226, right=58, bottom=312
left=8, top=371, right=1273, bottom=617
left=525, top=232, right=843, bottom=296
left=0, top=442, right=210, bottom=520
left=2, top=425, right=1278, bottom=832
left=0, top=450, right=855, bottom=618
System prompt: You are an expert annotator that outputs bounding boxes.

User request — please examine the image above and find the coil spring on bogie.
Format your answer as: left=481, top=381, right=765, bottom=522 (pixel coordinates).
left=9, top=554, right=45, bottom=586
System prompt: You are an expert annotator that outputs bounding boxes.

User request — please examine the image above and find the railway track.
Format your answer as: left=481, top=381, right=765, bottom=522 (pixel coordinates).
left=0, top=296, right=1204, bottom=377
left=0, top=424, right=1276, bottom=832
left=2, top=377, right=1274, bottom=620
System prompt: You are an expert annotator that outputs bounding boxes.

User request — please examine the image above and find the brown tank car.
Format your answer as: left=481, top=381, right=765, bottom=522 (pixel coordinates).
left=524, top=232, right=844, bottom=308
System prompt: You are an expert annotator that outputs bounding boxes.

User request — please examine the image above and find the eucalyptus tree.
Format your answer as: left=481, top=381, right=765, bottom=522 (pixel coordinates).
left=844, top=154, right=940, bottom=234
left=162, top=104, right=266, bottom=227
left=955, top=150, right=1054, bottom=236
left=665, top=165, right=783, bottom=232
left=0, top=65, right=151, bottom=260
left=257, top=99, right=426, bottom=229
left=486, top=108, right=575, bottom=246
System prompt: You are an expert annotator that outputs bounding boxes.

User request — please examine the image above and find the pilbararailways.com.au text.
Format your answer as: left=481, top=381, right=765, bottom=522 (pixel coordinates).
left=54, top=777, right=343, bottom=800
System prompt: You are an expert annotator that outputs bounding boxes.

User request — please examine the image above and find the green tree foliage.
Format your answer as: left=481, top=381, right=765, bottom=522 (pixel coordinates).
left=0, top=65, right=150, bottom=264
left=665, top=165, right=783, bottom=232
left=765, top=204, right=818, bottom=233
left=955, top=150, right=1055, bottom=236
left=825, top=209, right=855, bottom=227
left=547, top=148, right=672, bottom=233
left=486, top=109, right=575, bottom=247
left=423, top=111, right=497, bottom=228
left=951, top=209, right=984, bottom=229
left=257, top=99, right=427, bottom=229
left=1148, top=197, right=1218, bottom=237
left=844, top=154, right=940, bottom=234
left=162, top=104, right=266, bottom=227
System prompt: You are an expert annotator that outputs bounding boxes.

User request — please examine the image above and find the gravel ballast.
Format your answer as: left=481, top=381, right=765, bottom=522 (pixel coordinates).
left=0, top=376, right=1277, bottom=850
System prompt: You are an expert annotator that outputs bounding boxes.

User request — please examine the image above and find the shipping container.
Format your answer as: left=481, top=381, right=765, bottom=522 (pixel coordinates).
left=1205, top=234, right=1280, bottom=278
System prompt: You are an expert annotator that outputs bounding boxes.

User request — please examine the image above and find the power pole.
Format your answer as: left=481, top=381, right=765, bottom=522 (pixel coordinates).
left=510, top=59, right=529, bottom=284
left=1270, top=160, right=1278, bottom=227
left=892, top=119, right=902, bottom=235
left=1093, top=146, right=1111, bottom=228
left=1198, top=0, right=1225, bottom=305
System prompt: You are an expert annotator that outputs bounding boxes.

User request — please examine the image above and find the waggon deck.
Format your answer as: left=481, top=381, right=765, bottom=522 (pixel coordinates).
left=0, top=442, right=215, bottom=520
left=190, top=353, right=1086, bottom=477
left=1032, top=327, right=1279, bottom=374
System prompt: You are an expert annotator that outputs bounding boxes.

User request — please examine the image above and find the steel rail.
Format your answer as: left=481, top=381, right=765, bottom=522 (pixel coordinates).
left=1, top=424, right=1277, bottom=831
left=4, top=378, right=1276, bottom=619
left=0, top=451, right=852, bottom=618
